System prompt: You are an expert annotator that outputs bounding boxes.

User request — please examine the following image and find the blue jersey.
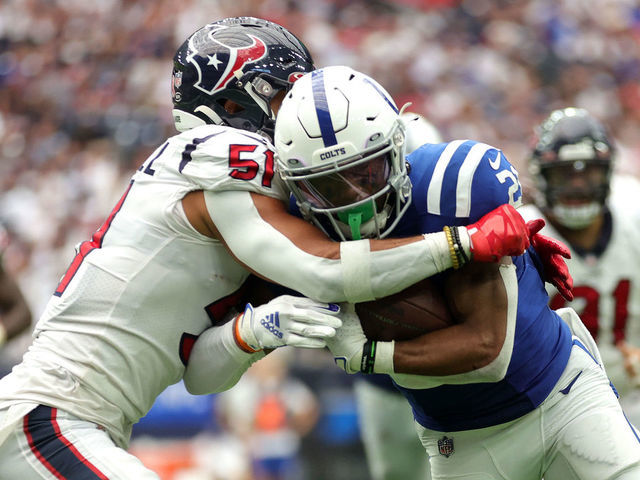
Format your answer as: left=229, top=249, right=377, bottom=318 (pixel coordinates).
left=392, top=140, right=572, bottom=432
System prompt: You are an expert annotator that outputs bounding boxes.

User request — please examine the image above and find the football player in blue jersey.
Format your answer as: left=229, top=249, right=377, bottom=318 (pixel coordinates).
left=353, top=113, right=441, bottom=480
left=274, top=65, right=640, bottom=480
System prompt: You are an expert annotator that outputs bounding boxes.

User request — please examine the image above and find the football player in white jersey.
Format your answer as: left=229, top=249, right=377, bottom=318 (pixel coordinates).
left=0, top=18, right=534, bottom=480
left=275, top=66, right=640, bottom=479
left=520, top=107, right=640, bottom=424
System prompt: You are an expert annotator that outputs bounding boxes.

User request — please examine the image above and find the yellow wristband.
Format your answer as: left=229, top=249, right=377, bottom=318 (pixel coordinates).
left=0, top=323, right=7, bottom=347
left=443, top=226, right=460, bottom=269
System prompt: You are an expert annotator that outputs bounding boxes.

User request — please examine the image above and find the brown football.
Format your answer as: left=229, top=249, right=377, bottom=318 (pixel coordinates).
left=355, top=277, right=455, bottom=341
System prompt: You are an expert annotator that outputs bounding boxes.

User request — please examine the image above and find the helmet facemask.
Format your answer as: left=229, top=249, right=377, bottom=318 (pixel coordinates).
left=282, top=119, right=411, bottom=240
left=539, top=156, right=611, bottom=229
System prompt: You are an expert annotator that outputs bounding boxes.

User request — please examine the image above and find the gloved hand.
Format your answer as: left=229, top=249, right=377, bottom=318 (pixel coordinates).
left=234, top=295, right=342, bottom=352
left=324, top=304, right=367, bottom=374
left=464, top=204, right=530, bottom=263
left=526, top=219, right=574, bottom=301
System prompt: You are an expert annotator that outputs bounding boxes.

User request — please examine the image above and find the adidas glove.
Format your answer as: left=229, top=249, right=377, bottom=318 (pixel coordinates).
left=233, top=295, right=342, bottom=352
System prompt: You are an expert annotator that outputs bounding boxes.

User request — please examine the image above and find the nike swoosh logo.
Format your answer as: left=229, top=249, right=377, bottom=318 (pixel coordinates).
left=489, top=152, right=501, bottom=170
left=560, top=371, right=583, bottom=395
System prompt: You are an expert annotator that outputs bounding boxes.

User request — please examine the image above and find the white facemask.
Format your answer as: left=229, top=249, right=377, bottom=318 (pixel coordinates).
left=551, top=201, right=602, bottom=229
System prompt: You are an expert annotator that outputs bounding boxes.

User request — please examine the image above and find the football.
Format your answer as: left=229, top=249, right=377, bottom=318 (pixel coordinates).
left=355, top=277, right=455, bottom=342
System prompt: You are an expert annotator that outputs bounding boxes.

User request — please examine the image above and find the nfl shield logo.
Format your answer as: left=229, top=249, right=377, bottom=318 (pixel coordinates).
left=437, top=436, right=454, bottom=457
left=172, top=71, right=183, bottom=102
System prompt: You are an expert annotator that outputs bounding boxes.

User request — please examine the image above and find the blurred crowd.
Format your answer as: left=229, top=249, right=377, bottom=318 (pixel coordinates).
left=1, top=0, right=640, bottom=323
left=1, top=0, right=639, bottom=477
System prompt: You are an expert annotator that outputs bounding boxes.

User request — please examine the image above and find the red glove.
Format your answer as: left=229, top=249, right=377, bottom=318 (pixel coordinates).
left=526, top=219, right=574, bottom=301
left=467, top=204, right=530, bottom=262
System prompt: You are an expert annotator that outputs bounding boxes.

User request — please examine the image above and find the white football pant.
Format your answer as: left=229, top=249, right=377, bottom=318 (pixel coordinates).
left=417, top=339, right=640, bottom=479
left=0, top=404, right=159, bottom=479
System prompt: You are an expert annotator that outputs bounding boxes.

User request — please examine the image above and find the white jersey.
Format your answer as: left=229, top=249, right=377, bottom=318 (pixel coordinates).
left=520, top=175, right=640, bottom=394
left=0, top=124, right=286, bottom=448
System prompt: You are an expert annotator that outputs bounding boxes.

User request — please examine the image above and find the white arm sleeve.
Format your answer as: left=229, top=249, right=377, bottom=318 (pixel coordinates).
left=392, top=262, right=518, bottom=389
left=183, top=320, right=265, bottom=395
left=205, top=190, right=454, bottom=303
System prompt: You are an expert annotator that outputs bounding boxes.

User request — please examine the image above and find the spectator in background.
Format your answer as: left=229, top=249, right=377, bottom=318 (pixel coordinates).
left=520, top=107, right=640, bottom=425
left=216, top=349, right=320, bottom=480
left=0, top=223, right=31, bottom=358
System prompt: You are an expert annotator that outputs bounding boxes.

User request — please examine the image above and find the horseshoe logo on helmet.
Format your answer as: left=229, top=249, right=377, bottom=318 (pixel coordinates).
left=188, top=27, right=268, bottom=95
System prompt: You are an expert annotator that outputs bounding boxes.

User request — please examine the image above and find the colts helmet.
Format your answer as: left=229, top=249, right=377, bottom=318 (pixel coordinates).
left=275, top=65, right=411, bottom=241
left=171, top=17, right=314, bottom=139
left=529, top=107, right=615, bottom=229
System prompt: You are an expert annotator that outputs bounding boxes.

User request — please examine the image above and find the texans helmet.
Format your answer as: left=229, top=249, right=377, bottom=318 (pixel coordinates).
left=529, top=107, right=615, bottom=229
left=275, top=66, right=411, bottom=241
left=171, top=17, right=314, bottom=139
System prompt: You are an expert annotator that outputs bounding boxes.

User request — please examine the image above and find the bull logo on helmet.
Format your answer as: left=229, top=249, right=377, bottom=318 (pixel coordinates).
left=187, top=24, right=267, bottom=95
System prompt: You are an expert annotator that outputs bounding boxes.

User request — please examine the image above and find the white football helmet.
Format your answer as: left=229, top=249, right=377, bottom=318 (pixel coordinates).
left=400, top=112, right=442, bottom=153
left=275, top=65, right=411, bottom=240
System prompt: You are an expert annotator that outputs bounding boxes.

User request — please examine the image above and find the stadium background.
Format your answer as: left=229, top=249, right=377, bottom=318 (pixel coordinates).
left=0, top=0, right=639, bottom=478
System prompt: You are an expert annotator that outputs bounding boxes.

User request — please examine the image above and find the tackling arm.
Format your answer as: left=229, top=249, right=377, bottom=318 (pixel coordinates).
left=183, top=295, right=342, bottom=394
left=182, top=189, right=530, bottom=303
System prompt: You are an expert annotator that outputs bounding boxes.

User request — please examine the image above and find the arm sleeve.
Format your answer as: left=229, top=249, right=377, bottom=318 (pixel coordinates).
left=183, top=319, right=266, bottom=395
left=204, top=189, right=455, bottom=303
left=391, top=262, right=518, bottom=388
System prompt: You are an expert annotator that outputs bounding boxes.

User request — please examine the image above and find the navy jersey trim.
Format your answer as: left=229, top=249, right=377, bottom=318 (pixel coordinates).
left=23, top=405, right=110, bottom=479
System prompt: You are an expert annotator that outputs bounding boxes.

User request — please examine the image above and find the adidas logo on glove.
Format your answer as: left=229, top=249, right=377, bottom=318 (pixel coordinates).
left=260, top=312, right=283, bottom=339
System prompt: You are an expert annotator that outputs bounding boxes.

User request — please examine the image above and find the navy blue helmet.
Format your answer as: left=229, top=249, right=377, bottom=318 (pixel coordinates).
left=171, top=17, right=314, bottom=139
left=529, top=107, right=615, bottom=228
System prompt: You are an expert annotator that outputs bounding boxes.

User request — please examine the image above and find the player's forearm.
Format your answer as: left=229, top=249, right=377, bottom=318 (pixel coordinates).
left=206, top=190, right=456, bottom=303
left=183, top=320, right=265, bottom=395
left=392, top=324, right=503, bottom=376
left=391, top=263, right=518, bottom=388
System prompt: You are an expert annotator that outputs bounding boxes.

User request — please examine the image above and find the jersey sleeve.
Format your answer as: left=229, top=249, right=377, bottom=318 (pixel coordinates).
left=175, top=125, right=288, bottom=201
left=408, top=140, right=524, bottom=231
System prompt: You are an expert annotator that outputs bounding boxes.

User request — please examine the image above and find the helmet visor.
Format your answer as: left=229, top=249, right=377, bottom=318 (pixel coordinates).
left=296, top=154, right=391, bottom=209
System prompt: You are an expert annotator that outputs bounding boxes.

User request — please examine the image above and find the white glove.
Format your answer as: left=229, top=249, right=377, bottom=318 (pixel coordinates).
left=324, top=304, right=367, bottom=373
left=234, top=295, right=342, bottom=352
left=325, top=303, right=395, bottom=374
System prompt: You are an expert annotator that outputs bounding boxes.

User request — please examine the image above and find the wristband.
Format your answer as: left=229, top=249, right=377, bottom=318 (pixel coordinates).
left=443, top=226, right=460, bottom=269
left=451, top=226, right=470, bottom=265
left=233, top=313, right=261, bottom=353
left=0, top=323, right=6, bottom=347
left=360, top=340, right=377, bottom=374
